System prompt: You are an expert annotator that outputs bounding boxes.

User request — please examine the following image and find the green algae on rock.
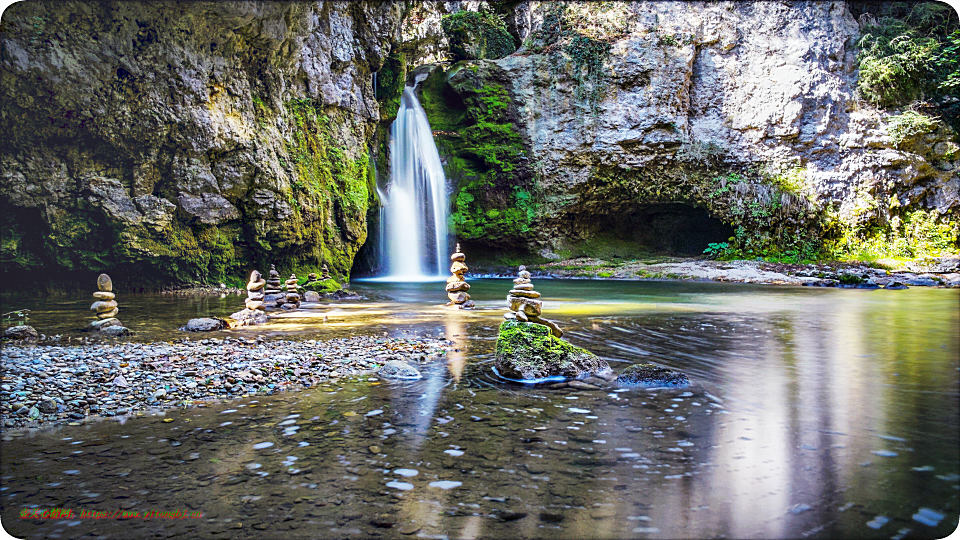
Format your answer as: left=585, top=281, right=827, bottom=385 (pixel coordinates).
left=494, top=319, right=609, bottom=381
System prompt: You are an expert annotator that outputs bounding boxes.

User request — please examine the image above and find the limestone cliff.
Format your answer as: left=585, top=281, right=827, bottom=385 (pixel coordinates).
left=419, top=1, right=959, bottom=262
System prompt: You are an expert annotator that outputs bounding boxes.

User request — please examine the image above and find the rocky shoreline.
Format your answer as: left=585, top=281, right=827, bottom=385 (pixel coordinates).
left=0, top=335, right=452, bottom=430
left=510, top=256, right=960, bottom=288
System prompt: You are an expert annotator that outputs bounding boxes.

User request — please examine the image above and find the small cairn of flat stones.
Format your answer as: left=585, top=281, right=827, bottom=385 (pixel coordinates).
left=245, top=270, right=266, bottom=311
left=284, top=274, right=301, bottom=309
left=504, top=266, right=562, bottom=337
left=446, top=244, right=475, bottom=309
left=264, top=264, right=283, bottom=307
left=88, top=274, right=129, bottom=335
left=321, top=264, right=331, bottom=280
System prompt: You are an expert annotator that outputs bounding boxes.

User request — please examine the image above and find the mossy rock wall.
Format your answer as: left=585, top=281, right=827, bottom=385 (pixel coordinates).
left=0, top=1, right=392, bottom=290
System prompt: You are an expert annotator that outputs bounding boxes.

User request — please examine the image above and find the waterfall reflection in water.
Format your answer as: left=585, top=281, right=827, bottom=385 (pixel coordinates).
left=1, top=280, right=957, bottom=539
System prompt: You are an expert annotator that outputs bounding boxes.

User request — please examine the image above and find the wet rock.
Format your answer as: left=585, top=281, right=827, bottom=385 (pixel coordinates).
left=616, top=363, right=690, bottom=387
left=885, top=281, right=909, bottom=290
left=87, top=318, right=121, bottom=331
left=181, top=318, right=228, bottom=332
left=101, top=326, right=131, bottom=337
left=38, top=397, right=58, bottom=414
left=495, top=320, right=609, bottom=380
left=4, top=326, right=38, bottom=341
left=229, top=308, right=268, bottom=327
left=378, top=361, right=422, bottom=380
left=303, top=291, right=321, bottom=302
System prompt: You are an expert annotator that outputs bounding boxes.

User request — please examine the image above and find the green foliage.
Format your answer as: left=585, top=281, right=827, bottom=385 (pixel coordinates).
left=827, top=209, right=959, bottom=262
left=441, top=9, right=515, bottom=61
left=2, top=309, right=30, bottom=327
left=702, top=242, right=730, bottom=259
left=885, top=110, right=939, bottom=147
left=856, top=2, right=960, bottom=127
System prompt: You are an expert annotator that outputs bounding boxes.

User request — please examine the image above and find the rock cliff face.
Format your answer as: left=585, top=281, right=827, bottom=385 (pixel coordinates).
left=1, top=1, right=407, bottom=287
left=2, top=1, right=957, bottom=288
left=419, top=1, right=959, bottom=261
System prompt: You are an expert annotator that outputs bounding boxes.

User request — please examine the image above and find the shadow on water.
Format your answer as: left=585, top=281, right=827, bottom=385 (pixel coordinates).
left=1, top=280, right=958, bottom=538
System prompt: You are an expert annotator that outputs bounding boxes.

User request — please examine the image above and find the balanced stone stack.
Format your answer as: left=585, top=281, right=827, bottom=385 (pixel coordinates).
left=321, top=264, right=330, bottom=280
left=504, top=266, right=563, bottom=337
left=264, top=264, right=283, bottom=307
left=88, top=274, right=130, bottom=335
left=245, top=270, right=266, bottom=311
left=445, top=244, right=475, bottom=309
left=283, top=274, right=301, bottom=309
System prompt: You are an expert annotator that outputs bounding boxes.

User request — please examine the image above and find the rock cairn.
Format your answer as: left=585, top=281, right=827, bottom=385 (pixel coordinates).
left=504, top=265, right=562, bottom=337
left=321, top=263, right=331, bottom=280
left=446, top=244, right=474, bottom=309
left=91, top=274, right=118, bottom=320
left=88, top=274, right=130, bottom=334
left=264, top=264, right=283, bottom=307
left=245, top=270, right=266, bottom=311
left=284, top=274, right=301, bottom=309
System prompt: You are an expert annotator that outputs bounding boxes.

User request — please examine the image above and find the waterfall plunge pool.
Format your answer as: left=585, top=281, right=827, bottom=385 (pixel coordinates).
left=1, top=279, right=958, bottom=539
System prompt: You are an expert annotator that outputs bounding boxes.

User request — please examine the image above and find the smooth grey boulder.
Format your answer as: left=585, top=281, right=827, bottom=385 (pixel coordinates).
left=229, top=309, right=268, bottom=326
left=101, top=326, right=131, bottom=337
left=616, top=363, right=690, bottom=387
left=378, top=360, right=422, bottom=380
left=181, top=318, right=227, bottom=332
left=4, top=326, right=38, bottom=341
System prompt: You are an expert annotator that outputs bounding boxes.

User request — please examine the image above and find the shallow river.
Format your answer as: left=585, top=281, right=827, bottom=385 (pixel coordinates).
left=2, top=280, right=958, bottom=539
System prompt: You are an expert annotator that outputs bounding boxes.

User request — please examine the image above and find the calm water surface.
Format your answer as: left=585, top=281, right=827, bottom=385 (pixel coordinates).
left=2, top=280, right=958, bottom=539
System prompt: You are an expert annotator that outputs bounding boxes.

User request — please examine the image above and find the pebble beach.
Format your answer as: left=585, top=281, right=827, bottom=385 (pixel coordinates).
left=0, top=335, right=453, bottom=430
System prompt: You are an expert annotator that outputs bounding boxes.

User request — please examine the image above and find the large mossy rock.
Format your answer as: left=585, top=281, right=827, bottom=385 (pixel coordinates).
left=616, top=363, right=690, bottom=387
left=495, top=320, right=608, bottom=380
left=303, top=280, right=342, bottom=294
left=440, top=11, right=516, bottom=61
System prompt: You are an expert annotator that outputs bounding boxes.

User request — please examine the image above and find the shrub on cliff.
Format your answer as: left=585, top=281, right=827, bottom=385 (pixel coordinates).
left=441, top=10, right=515, bottom=61
left=857, top=2, right=960, bottom=128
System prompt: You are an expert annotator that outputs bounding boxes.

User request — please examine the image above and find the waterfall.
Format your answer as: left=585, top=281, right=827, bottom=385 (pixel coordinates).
left=378, top=86, right=449, bottom=280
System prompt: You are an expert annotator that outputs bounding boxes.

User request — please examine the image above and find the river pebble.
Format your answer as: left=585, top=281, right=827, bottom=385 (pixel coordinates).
left=0, top=335, right=452, bottom=429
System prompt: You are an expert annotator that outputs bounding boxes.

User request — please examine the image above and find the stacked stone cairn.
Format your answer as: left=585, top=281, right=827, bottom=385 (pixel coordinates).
left=445, top=244, right=475, bottom=309
left=321, top=263, right=331, bottom=280
left=504, top=266, right=563, bottom=338
left=264, top=264, right=284, bottom=307
left=245, top=270, right=266, bottom=311
left=283, top=274, right=301, bottom=309
left=228, top=270, right=269, bottom=326
left=88, top=274, right=129, bottom=335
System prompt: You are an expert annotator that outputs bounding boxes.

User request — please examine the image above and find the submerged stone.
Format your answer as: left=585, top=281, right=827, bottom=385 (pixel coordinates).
left=494, top=320, right=608, bottom=380
left=616, top=363, right=690, bottom=387
left=378, top=360, right=422, bottom=380
left=4, top=326, right=38, bottom=341
left=229, top=308, right=268, bottom=326
left=181, top=318, right=228, bottom=332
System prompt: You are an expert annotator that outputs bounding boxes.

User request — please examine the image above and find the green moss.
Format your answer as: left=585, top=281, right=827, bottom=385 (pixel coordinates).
left=494, top=320, right=605, bottom=380
left=303, top=279, right=342, bottom=294
left=418, top=67, right=537, bottom=246
left=826, top=208, right=959, bottom=262
left=885, top=110, right=939, bottom=147
left=441, top=9, right=515, bottom=61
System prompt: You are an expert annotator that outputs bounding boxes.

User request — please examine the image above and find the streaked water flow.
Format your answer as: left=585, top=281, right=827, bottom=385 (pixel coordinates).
left=378, top=86, right=449, bottom=279
left=1, top=280, right=957, bottom=538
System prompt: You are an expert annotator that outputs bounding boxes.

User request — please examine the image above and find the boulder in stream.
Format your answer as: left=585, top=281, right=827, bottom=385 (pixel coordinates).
left=3, top=326, right=38, bottom=341
left=494, top=320, right=609, bottom=380
left=616, top=363, right=690, bottom=387
left=181, top=317, right=228, bottom=332
left=378, top=360, right=422, bottom=380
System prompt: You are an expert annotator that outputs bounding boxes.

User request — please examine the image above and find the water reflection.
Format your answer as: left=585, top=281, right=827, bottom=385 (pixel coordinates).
left=1, top=281, right=958, bottom=539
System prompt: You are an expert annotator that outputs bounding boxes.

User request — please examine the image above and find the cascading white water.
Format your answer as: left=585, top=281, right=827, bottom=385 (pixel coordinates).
left=378, top=86, right=449, bottom=280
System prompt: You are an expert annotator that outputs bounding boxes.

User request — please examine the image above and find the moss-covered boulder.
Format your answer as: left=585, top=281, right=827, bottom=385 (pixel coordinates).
left=616, top=363, right=690, bottom=388
left=303, top=279, right=342, bottom=294
left=495, top=320, right=608, bottom=380
left=441, top=10, right=515, bottom=61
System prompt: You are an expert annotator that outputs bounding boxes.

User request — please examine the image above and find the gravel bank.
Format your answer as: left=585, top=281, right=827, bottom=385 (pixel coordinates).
left=0, top=335, right=452, bottom=429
